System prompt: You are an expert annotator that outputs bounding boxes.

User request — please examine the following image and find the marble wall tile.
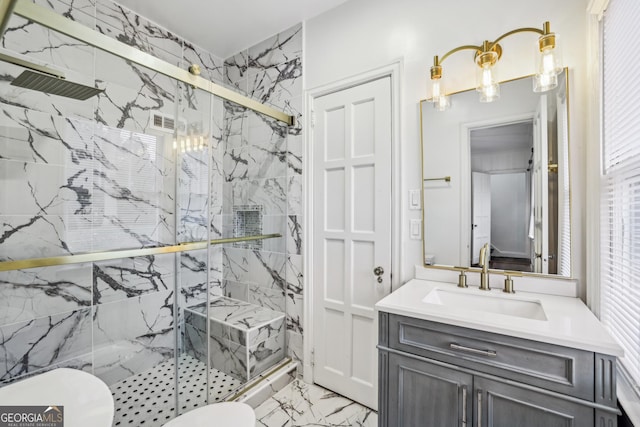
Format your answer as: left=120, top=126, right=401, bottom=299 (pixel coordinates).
left=223, top=145, right=249, bottom=181
left=223, top=107, right=248, bottom=150
left=248, top=283, right=285, bottom=314
left=247, top=24, right=302, bottom=71
left=183, top=322, right=206, bottom=362
left=95, top=0, right=182, bottom=63
left=0, top=308, right=92, bottom=382
left=249, top=331, right=285, bottom=378
left=0, top=105, right=95, bottom=166
left=182, top=41, right=224, bottom=84
left=223, top=248, right=286, bottom=291
left=224, top=51, right=249, bottom=89
left=0, top=160, right=90, bottom=217
left=0, top=214, right=92, bottom=260
left=226, top=339, right=248, bottom=382
left=287, top=215, right=302, bottom=256
left=2, top=7, right=95, bottom=76
left=287, top=133, right=303, bottom=176
left=178, top=251, right=207, bottom=308
left=92, top=123, right=175, bottom=249
left=208, top=246, right=224, bottom=298
left=94, top=63, right=178, bottom=132
left=285, top=255, right=303, bottom=335
left=92, top=289, right=174, bottom=385
left=247, top=316, right=285, bottom=349
left=287, top=174, right=302, bottom=216
left=225, top=279, right=248, bottom=302
left=0, top=354, right=93, bottom=387
left=0, top=264, right=92, bottom=325
left=225, top=143, right=288, bottom=183
left=260, top=215, right=286, bottom=253
left=286, top=330, right=303, bottom=368
left=177, top=151, right=209, bottom=243
left=209, top=212, right=224, bottom=240
left=94, top=254, right=174, bottom=304
left=283, top=96, right=303, bottom=137
left=35, top=0, right=96, bottom=18
left=229, top=177, right=288, bottom=215
left=248, top=58, right=302, bottom=112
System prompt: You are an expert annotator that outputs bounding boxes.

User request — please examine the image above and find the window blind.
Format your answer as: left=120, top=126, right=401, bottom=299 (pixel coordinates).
left=601, top=0, right=640, bottom=391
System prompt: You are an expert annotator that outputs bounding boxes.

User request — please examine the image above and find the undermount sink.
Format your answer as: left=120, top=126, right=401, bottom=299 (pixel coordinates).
left=422, top=288, right=548, bottom=321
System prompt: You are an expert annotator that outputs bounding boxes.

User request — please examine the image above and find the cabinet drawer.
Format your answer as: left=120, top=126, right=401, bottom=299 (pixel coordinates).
left=385, top=314, right=594, bottom=401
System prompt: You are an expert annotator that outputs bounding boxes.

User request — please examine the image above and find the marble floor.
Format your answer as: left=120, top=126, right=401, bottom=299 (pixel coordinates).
left=254, top=379, right=377, bottom=426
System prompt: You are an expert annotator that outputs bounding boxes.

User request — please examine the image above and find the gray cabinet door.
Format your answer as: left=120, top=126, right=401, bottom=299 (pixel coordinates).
left=388, top=352, right=473, bottom=427
left=475, top=376, right=593, bottom=427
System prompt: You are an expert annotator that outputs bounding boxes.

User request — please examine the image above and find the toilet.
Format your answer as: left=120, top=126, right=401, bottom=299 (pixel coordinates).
left=163, top=402, right=256, bottom=427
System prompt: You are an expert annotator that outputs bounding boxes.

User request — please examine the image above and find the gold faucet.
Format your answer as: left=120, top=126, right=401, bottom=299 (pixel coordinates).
left=479, top=243, right=491, bottom=291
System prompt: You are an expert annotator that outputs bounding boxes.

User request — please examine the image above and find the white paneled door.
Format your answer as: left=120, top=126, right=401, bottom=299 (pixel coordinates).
left=312, top=76, right=392, bottom=410
left=471, top=172, right=491, bottom=265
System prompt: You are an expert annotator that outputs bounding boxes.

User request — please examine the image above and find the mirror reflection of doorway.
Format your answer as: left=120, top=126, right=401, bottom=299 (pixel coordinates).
left=469, top=121, right=534, bottom=273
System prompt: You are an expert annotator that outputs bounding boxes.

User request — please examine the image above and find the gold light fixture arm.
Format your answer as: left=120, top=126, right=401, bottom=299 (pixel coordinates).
left=436, top=45, right=485, bottom=66
left=435, top=22, right=552, bottom=66
left=489, top=26, right=546, bottom=49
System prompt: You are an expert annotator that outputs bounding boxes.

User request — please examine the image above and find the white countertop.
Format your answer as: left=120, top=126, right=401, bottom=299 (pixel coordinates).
left=375, top=279, right=623, bottom=357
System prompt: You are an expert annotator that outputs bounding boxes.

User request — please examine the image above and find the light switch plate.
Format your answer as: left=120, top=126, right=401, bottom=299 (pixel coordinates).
left=410, top=219, right=422, bottom=239
left=409, top=190, right=421, bottom=210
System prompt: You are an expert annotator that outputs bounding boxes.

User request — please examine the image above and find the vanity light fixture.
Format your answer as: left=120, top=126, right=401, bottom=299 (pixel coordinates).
left=428, top=21, right=562, bottom=109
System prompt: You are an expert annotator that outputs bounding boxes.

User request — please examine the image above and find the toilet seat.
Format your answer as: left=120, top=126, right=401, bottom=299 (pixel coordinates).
left=162, top=402, right=255, bottom=427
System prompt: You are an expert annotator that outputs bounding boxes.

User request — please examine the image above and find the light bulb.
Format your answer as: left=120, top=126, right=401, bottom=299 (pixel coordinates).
left=431, top=79, right=441, bottom=100
left=534, top=34, right=561, bottom=92
left=173, top=139, right=177, bottom=150
left=482, top=67, right=493, bottom=88
left=434, top=95, right=450, bottom=111
left=186, top=137, right=191, bottom=152
left=533, top=72, right=557, bottom=92
left=477, top=64, right=499, bottom=102
left=542, top=51, right=556, bottom=75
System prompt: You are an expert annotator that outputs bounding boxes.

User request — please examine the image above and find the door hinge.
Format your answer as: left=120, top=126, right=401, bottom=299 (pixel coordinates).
left=311, top=110, right=316, bottom=128
left=310, top=349, right=315, bottom=367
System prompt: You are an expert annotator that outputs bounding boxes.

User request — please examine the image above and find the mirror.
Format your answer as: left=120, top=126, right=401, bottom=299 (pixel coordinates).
left=421, top=70, right=571, bottom=277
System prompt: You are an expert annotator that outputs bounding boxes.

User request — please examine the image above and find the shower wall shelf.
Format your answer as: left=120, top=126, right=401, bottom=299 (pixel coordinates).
left=0, top=0, right=294, bottom=126
left=0, top=234, right=282, bottom=272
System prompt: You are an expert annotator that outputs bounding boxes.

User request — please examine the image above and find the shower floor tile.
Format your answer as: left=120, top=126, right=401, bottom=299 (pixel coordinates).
left=110, top=354, right=242, bottom=426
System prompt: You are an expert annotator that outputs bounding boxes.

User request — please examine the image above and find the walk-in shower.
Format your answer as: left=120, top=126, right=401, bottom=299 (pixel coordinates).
left=0, top=1, right=295, bottom=425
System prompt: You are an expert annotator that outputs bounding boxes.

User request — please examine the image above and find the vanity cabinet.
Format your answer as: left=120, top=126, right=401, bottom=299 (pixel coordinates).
left=378, top=312, right=619, bottom=427
left=386, top=351, right=473, bottom=426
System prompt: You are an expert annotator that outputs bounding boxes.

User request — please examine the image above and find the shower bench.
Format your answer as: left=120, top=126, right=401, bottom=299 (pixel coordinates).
left=184, top=296, right=285, bottom=382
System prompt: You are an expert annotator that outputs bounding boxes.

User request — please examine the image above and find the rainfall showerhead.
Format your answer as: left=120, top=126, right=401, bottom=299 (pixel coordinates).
left=0, top=52, right=103, bottom=101
left=10, top=69, right=103, bottom=100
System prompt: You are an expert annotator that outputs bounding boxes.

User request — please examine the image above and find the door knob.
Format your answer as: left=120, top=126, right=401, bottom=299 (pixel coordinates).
left=373, top=266, right=384, bottom=283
